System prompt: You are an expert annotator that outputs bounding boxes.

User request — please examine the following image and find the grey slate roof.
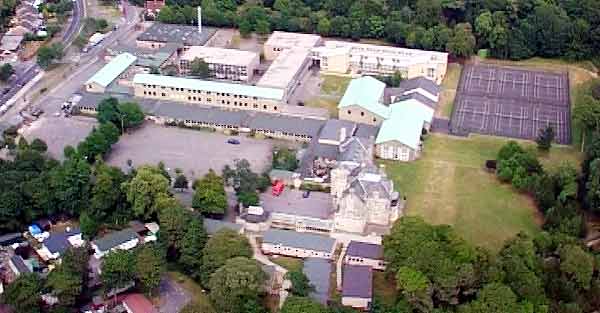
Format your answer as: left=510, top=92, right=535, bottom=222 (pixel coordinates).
left=342, top=265, right=372, bottom=299
left=318, top=119, right=356, bottom=142
left=44, top=227, right=80, bottom=255
left=396, top=92, right=438, bottom=109
left=338, top=137, right=373, bottom=163
left=107, top=43, right=179, bottom=68
left=349, top=173, right=393, bottom=201
left=203, top=218, right=242, bottom=235
left=10, top=255, right=31, bottom=274
left=384, top=77, right=440, bottom=104
left=346, top=241, right=383, bottom=260
left=94, top=228, right=138, bottom=252
left=0, top=233, right=24, bottom=246
left=354, top=123, right=379, bottom=140
left=137, top=23, right=216, bottom=46
left=248, top=114, right=326, bottom=138
left=303, top=258, right=331, bottom=304
left=262, top=229, right=335, bottom=253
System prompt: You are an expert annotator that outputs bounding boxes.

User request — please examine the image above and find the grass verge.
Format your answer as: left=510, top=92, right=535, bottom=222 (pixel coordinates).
left=439, top=63, right=462, bottom=118
left=269, top=256, right=303, bottom=272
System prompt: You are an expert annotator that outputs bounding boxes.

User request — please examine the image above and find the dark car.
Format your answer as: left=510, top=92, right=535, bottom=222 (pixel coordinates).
left=302, top=190, right=311, bottom=198
left=227, top=138, right=240, bottom=145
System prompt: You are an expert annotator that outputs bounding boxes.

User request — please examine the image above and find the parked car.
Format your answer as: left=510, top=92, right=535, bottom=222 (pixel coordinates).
left=272, top=180, right=284, bottom=196
left=302, top=190, right=311, bottom=198
left=227, top=138, right=240, bottom=145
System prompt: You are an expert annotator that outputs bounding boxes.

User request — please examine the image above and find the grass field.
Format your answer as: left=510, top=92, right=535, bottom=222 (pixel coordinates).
left=438, top=63, right=463, bottom=118
left=305, top=75, right=351, bottom=118
left=381, top=134, right=582, bottom=251
left=269, top=256, right=303, bottom=272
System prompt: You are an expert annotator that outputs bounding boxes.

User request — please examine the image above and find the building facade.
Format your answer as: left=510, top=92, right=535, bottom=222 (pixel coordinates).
left=178, top=46, right=260, bottom=82
left=261, top=229, right=336, bottom=259
left=132, top=74, right=287, bottom=114
left=311, top=41, right=448, bottom=84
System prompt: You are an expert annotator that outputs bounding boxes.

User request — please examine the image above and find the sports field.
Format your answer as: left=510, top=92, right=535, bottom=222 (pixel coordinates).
left=382, top=134, right=581, bottom=251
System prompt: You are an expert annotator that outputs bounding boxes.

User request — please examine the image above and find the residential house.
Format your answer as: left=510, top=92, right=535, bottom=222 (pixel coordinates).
left=36, top=227, right=83, bottom=261
left=261, top=229, right=336, bottom=259
left=92, top=228, right=139, bottom=258
left=344, top=241, right=385, bottom=270
left=341, top=265, right=373, bottom=309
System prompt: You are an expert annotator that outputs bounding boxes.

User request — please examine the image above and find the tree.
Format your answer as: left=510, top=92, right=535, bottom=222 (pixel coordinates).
left=280, top=296, right=327, bottom=313
left=585, top=158, right=600, bottom=214
left=0, top=63, right=14, bottom=81
left=158, top=202, right=189, bottom=259
left=200, top=228, right=252, bottom=286
left=117, top=102, right=145, bottom=130
left=90, top=163, right=129, bottom=224
left=536, top=125, right=555, bottom=151
left=174, top=174, right=189, bottom=191
left=208, top=257, right=266, bottom=313
left=36, top=43, right=63, bottom=68
left=79, top=211, right=99, bottom=239
left=255, top=18, right=271, bottom=35
left=447, top=23, right=476, bottom=57
left=101, top=250, right=136, bottom=294
left=396, top=266, right=433, bottom=312
left=573, top=95, right=600, bottom=149
left=2, top=273, right=42, bottom=313
left=558, top=244, right=594, bottom=290
left=135, top=245, right=164, bottom=295
left=50, top=157, right=91, bottom=216
left=192, top=169, right=227, bottom=215
left=46, top=263, right=83, bottom=307
left=286, top=270, right=314, bottom=297
left=458, top=283, right=528, bottom=313
left=30, top=138, right=48, bottom=153
left=123, top=165, right=171, bottom=219
left=190, top=58, right=210, bottom=78
left=179, top=217, right=208, bottom=280
left=273, top=147, right=298, bottom=171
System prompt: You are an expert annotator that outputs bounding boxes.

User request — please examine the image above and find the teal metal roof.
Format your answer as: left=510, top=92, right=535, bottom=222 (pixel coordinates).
left=338, top=76, right=389, bottom=118
left=133, top=74, right=285, bottom=101
left=86, top=53, right=137, bottom=87
left=375, top=99, right=434, bottom=149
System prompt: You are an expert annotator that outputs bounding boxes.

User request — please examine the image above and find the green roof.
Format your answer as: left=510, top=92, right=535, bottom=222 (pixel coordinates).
left=338, top=76, right=389, bottom=118
left=133, top=74, right=285, bottom=101
left=86, top=53, right=137, bottom=87
left=375, top=99, right=434, bottom=149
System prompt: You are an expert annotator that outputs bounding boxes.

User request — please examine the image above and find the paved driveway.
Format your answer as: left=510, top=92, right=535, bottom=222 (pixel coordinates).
left=159, top=278, right=191, bottom=313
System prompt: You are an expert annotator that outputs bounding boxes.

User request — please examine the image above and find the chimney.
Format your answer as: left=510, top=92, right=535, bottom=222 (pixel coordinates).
left=197, top=6, right=202, bottom=33
left=339, top=127, right=346, bottom=143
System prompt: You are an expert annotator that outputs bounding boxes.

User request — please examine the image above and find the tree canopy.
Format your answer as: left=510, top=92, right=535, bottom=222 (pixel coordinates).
left=200, top=228, right=253, bottom=286
left=208, top=257, right=266, bottom=313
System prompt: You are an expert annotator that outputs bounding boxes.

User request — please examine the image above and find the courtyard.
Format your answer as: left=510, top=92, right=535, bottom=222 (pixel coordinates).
left=106, top=123, right=280, bottom=180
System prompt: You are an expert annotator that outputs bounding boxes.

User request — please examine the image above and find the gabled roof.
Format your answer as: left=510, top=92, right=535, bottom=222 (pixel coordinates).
left=10, top=255, right=31, bottom=274
left=398, top=76, right=440, bottom=97
left=94, top=228, right=138, bottom=252
left=342, top=265, right=372, bottom=299
left=396, top=92, right=437, bottom=109
left=133, top=74, right=285, bottom=101
left=122, top=293, right=157, bottom=313
left=375, top=99, right=434, bottom=149
left=346, top=241, right=383, bottom=260
left=303, top=258, right=331, bottom=304
left=339, top=76, right=389, bottom=119
left=44, top=228, right=80, bottom=255
left=263, top=229, right=335, bottom=253
left=86, top=53, right=137, bottom=88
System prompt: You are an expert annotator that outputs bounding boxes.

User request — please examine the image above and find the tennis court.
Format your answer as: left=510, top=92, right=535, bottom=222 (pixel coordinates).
left=450, top=65, right=571, bottom=144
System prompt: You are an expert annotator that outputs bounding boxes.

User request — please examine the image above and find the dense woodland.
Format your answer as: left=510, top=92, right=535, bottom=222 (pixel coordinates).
left=148, top=0, right=600, bottom=61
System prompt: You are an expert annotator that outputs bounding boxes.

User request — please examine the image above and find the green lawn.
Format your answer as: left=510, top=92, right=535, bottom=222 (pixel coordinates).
left=305, top=96, right=339, bottom=118
left=381, top=134, right=582, bottom=251
left=269, top=256, right=303, bottom=272
left=438, top=63, right=463, bottom=118
left=321, top=75, right=351, bottom=96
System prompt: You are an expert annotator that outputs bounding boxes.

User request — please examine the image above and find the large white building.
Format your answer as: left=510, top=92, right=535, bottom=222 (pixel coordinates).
left=311, top=41, right=448, bottom=84
left=179, top=46, right=260, bottom=82
left=259, top=31, right=321, bottom=102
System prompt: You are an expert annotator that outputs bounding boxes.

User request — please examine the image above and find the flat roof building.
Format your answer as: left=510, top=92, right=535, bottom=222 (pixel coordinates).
left=85, top=53, right=137, bottom=93
left=179, top=46, right=260, bottom=82
left=260, top=31, right=321, bottom=102
left=341, top=265, right=373, bottom=309
left=261, top=229, right=336, bottom=259
left=136, top=23, right=216, bottom=49
left=311, top=41, right=448, bottom=84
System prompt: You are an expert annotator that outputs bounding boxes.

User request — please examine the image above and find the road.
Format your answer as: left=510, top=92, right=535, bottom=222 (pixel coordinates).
left=0, top=1, right=141, bottom=124
left=0, top=0, right=85, bottom=115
